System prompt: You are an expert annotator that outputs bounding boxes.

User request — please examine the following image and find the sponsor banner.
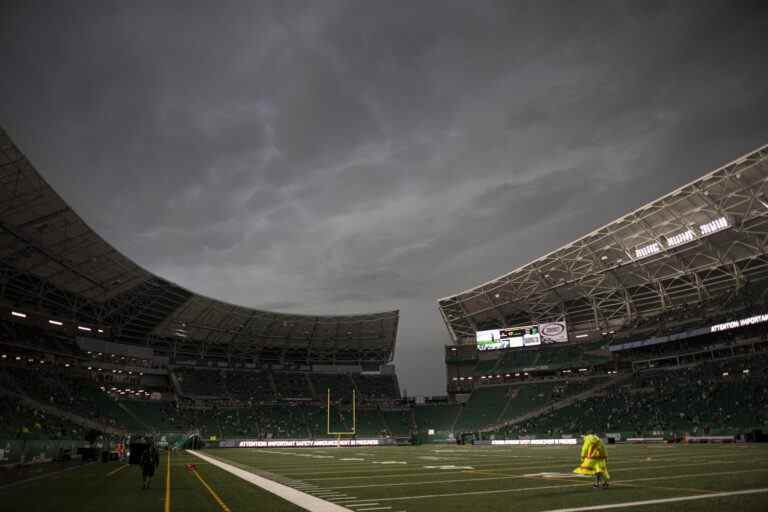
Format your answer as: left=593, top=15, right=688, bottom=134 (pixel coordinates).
left=222, top=439, right=384, bottom=448
left=685, top=435, right=737, bottom=444
left=491, top=438, right=577, bottom=446
left=625, top=437, right=665, bottom=443
left=539, top=321, right=568, bottom=344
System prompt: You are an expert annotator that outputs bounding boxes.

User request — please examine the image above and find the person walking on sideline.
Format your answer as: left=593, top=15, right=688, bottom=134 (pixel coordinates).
left=140, top=446, right=156, bottom=489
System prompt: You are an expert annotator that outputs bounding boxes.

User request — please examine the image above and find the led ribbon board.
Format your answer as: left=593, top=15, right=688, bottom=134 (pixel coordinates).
left=236, top=439, right=381, bottom=448
left=710, top=313, right=768, bottom=333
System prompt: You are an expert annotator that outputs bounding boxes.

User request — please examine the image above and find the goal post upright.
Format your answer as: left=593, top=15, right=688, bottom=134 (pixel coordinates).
left=326, top=387, right=356, bottom=436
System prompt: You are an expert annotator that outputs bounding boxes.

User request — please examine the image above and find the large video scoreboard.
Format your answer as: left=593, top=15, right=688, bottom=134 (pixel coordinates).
left=475, top=321, right=568, bottom=351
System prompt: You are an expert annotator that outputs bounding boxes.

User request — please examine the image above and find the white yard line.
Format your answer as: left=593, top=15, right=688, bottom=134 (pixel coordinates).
left=344, top=467, right=768, bottom=503
left=537, top=487, right=768, bottom=511
left=305, top=457, right=749, bottom=483
left=186, top=450, right=354, bottom=512
left=227, top=452, right=735, bottom=476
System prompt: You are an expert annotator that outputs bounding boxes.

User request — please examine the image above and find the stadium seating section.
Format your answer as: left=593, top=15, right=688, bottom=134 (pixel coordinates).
left=1, top=366, right=143, bottom=432
left=498, top=353, right=768, bottom=437
left=0, top=394, right=85, bottom=440
left=3, top=307, right=767, bottom=444
left=492, top=342, right=610, bottom=374
left=413, top=404, right=461, bottom=438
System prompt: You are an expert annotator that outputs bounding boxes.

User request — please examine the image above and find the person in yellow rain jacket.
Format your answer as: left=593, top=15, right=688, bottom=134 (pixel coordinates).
left=573, top=434, right=610, bottom=488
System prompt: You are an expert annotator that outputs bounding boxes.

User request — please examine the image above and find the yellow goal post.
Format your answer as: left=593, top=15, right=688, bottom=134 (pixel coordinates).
left=326, top=388, right=356, bottom=436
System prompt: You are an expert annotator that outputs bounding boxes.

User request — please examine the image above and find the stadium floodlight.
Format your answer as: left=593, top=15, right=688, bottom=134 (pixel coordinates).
left=666, top=229, right=695, bottom=248
left=77, top=326, right=92, bottom=332
left=700, top=216, right=729, bottom=235
left=11, top=311, right=27, bottom=318
left=575, top=334, right=589, bottom=338
left=48, top=319, right=63, bottom=326
left=1, top=354, right=5, bottom=359
left=635, top=242, right=661, bottom=259
left=97, top=329, right=103, bottom=333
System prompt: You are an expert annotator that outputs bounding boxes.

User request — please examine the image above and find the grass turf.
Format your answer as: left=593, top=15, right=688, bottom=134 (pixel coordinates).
left=2, top=444, right=767, bottom=511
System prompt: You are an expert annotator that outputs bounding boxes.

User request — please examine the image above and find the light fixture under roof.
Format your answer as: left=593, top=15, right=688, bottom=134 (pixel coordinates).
left=635, top=242, right=661, bottom=259
left=700, top=216, right=728, bottom=235
left=666, top=229, right=695, bottom=248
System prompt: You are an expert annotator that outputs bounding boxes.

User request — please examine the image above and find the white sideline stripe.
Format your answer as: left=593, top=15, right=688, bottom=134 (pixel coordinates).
left=538, top=487, right=768, bottom=512
left=187, top=450, right=353, bottom=512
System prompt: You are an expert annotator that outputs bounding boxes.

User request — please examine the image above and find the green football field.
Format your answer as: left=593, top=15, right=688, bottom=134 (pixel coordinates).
left=2, top=444, right=768, bottom=511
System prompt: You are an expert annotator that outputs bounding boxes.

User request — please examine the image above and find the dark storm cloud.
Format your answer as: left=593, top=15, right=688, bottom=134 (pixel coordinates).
left=2, top=1, right=767, bottom=395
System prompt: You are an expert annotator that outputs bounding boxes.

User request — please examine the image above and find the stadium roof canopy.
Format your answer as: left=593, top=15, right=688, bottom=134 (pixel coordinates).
left=0, top=127, right=398, bottom=365
left=439, top=143, right=768, bottom=344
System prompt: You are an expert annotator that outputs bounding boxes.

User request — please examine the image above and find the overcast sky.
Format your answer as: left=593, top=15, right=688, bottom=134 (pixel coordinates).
left=1, top=1, right=767, bottom=395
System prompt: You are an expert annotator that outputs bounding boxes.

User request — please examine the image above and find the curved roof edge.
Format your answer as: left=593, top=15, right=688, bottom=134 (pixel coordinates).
left=0, top=126, right=398, bottom=362
left=438, top=142, right=768, bottom=342
left=439, top=142, right=768, bottom=304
